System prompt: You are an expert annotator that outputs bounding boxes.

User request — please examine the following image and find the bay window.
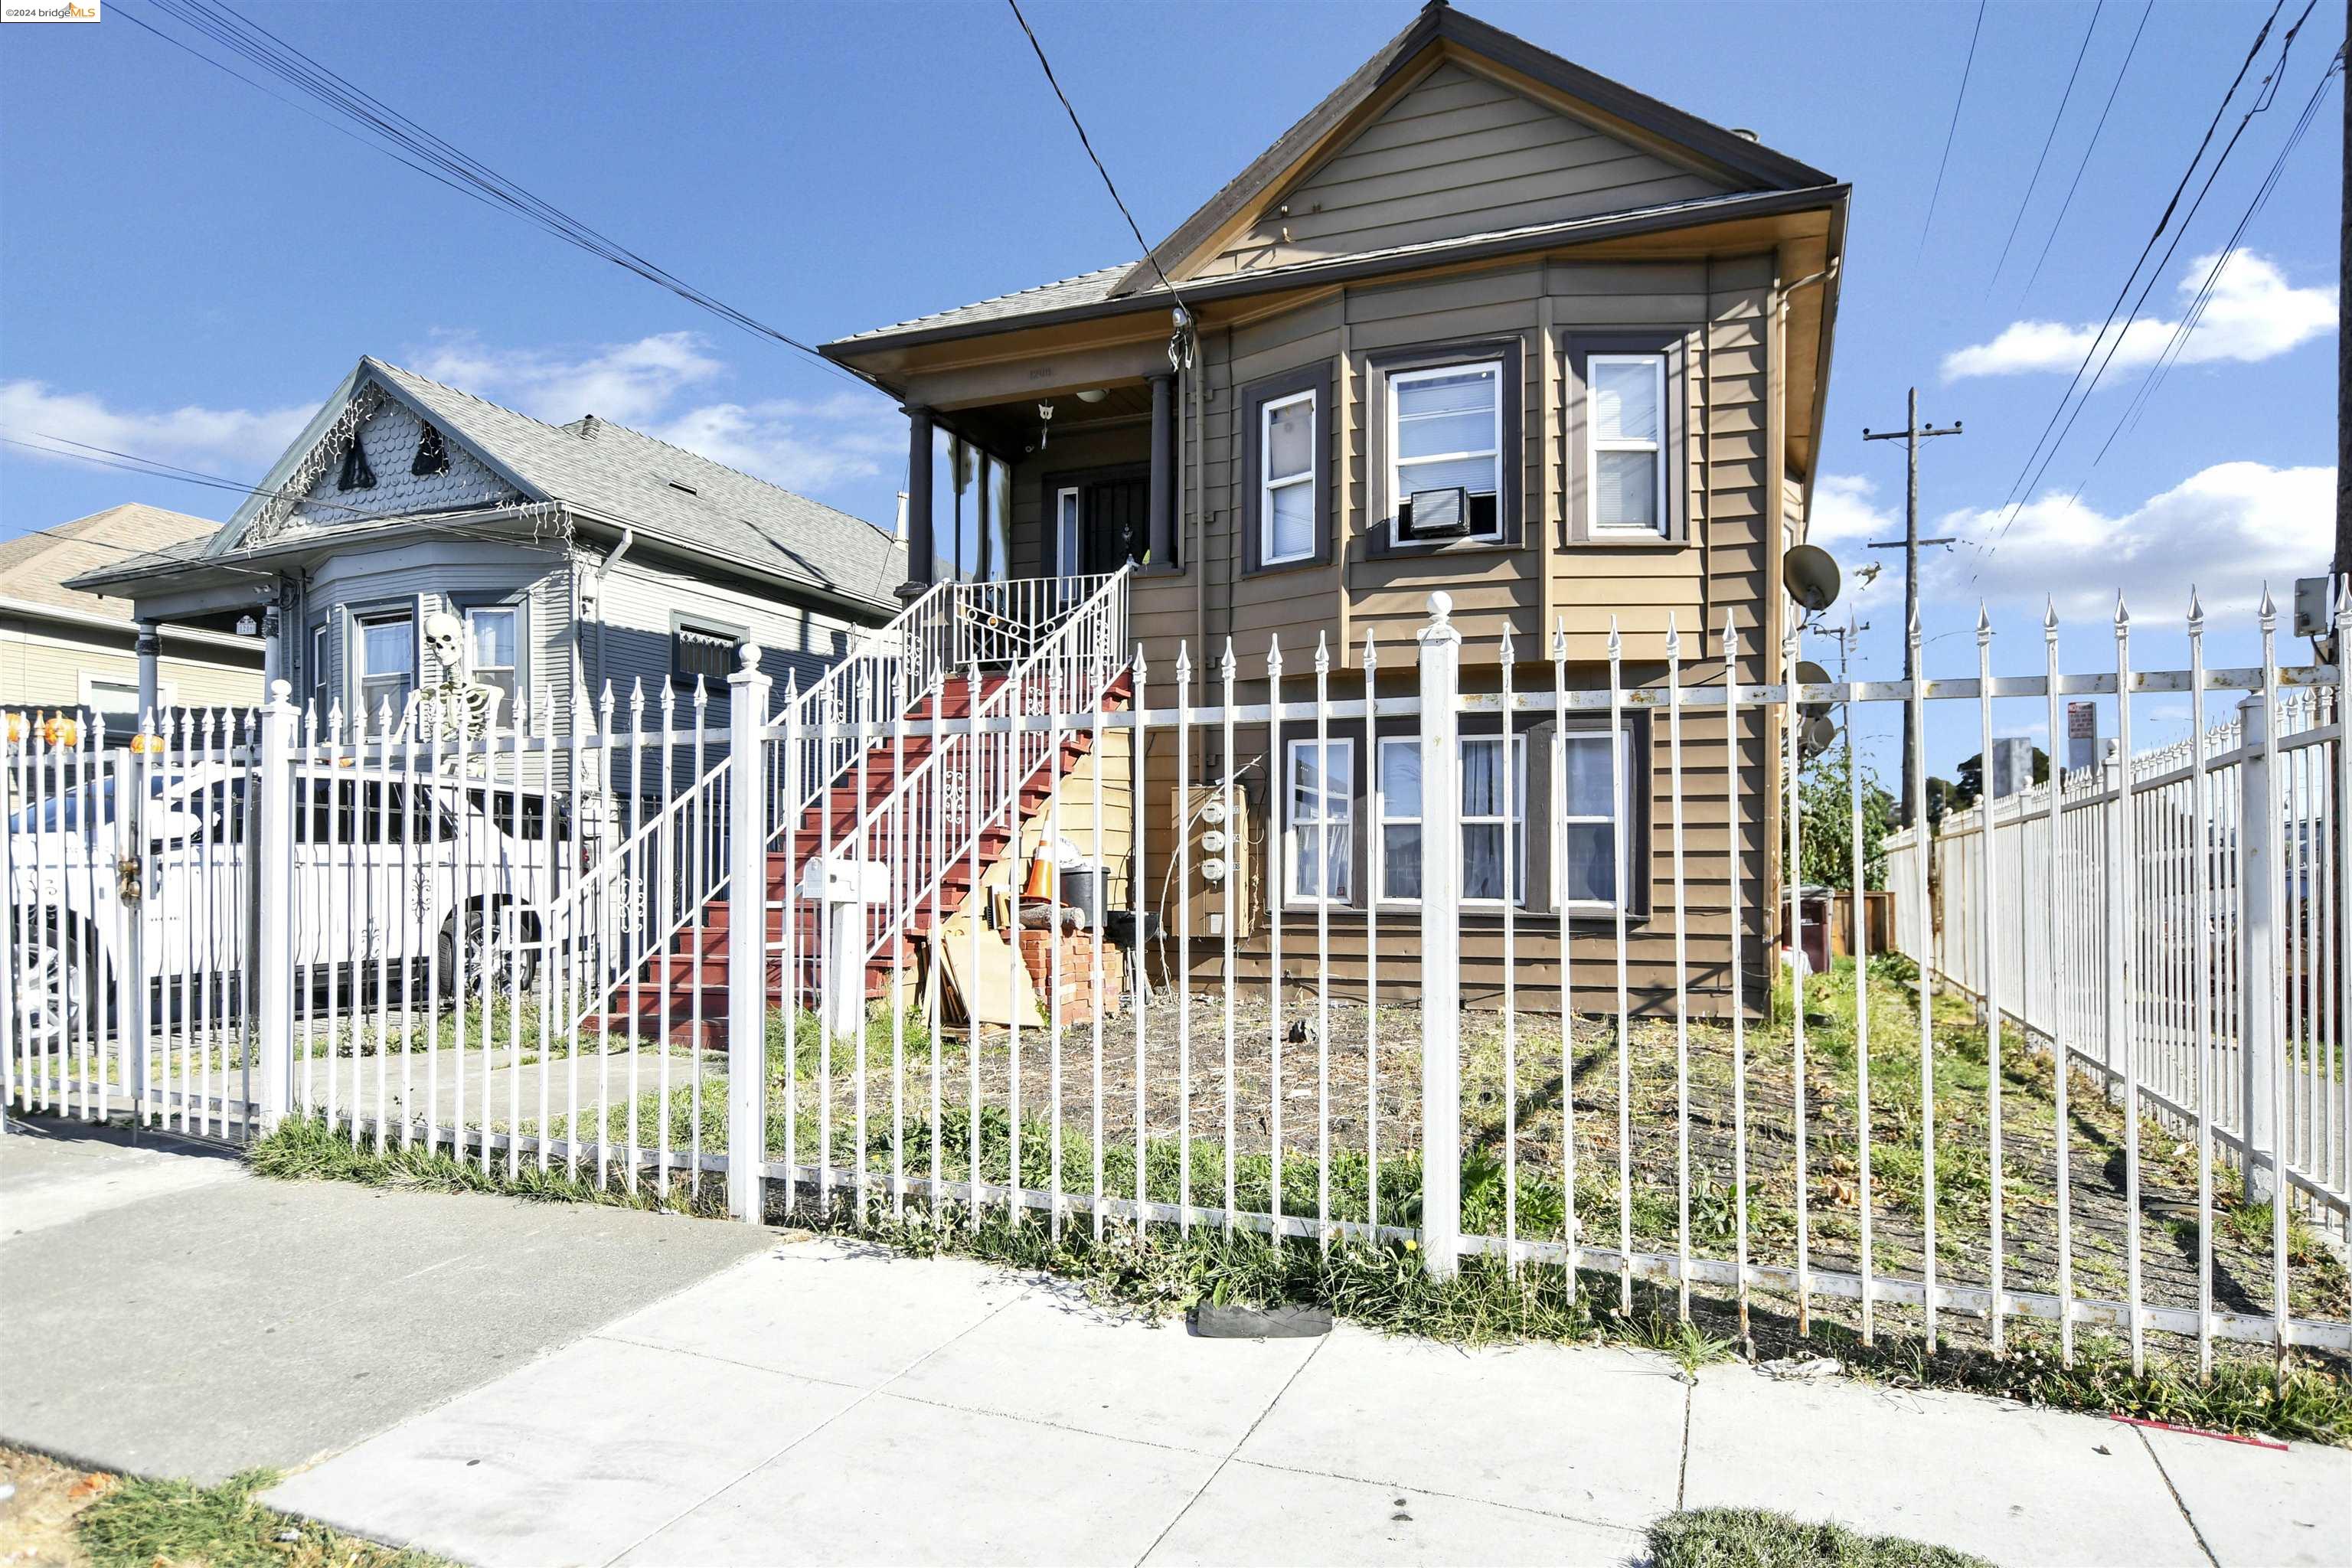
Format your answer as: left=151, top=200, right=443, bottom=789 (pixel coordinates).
left=1388, top=360, right=1503, bottom=544
left=1259, top=389, right=1317, bottom=566
left=464, top=604, right=520, bottom=718
left=1374, top=723, right=1635, bottom=914
left=354, top=609, right=413, bottom=726
left=1589, top=353, right=1666, bottom=535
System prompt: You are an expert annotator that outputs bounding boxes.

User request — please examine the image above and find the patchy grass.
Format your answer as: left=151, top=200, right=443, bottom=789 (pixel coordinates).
left=0, top=1447, right=446, bottom=1568
left=244, top=962, right=2352, bottom=1449
left=1646, top=1507, right=1992, bottom=1568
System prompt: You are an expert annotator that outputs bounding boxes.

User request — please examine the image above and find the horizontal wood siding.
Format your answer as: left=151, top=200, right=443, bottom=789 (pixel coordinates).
left=1197, top=61, right=1729, bottom=279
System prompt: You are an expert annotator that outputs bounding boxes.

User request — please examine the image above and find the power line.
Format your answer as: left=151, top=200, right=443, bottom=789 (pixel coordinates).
left=1988, top=1, right=2105, bottom=291
left=1004, top=0, right=1192, bottom=321
left=1967, top=0, right=2293, bottom=577
left=2022, top=1, right=2156, bottom=301
left=123, top=0, right=879, bottom=397
left=1919, top=0, right=1988, bottom=260
left=2071, top=41, right=2343, bottom=494
left=0, top=432, right=562, bottom=565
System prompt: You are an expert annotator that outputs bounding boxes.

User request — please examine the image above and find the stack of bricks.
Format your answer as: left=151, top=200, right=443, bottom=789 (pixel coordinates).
left=1016, top=929, right=1125, bottom=1024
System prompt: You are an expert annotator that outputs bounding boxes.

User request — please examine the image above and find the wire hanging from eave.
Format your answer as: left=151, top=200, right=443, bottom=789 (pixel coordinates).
left=1004, top=0, right=1198, bottom=369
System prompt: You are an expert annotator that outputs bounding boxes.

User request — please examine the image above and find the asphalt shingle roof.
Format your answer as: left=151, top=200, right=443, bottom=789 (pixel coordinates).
left=0, top=505, right=220, bottom=619
left=834, top=265, right=1132, bottom=344
left=365, top=359, right=905, bottom=610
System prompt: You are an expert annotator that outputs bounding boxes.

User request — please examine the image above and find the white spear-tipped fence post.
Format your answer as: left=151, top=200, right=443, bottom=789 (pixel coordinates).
left=253, top=679, right=296, bottom=1132
left=1417, top=592, right=1462, bottom=1279
left=728, top=646, right=772, bottom=1223
left=2238, top=687, right=2278, bottom=1204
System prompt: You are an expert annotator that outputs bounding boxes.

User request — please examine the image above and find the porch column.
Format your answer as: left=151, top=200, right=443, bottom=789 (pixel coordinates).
left=135, top=619, right=161, bottom=722
left=1147, top=370, right=1177, bottom=570
left=900, top=404, right=934, bottom=600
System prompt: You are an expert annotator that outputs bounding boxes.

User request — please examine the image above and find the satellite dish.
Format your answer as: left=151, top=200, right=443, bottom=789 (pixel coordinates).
left=1795, top=659, right=1833, bottom=721
left=1802, top=714, right=1839, bottom=758
left=1783, top=544, right=1842, bottom=613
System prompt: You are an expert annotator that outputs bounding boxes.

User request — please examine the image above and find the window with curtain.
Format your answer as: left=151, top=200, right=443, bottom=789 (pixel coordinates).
left=1285, top=737, right=1354, bottom=904
left=1260, top=389, right=1317, bottom=566
left=1588, top=353, right=1667, bottom=536
left=1377, top=735, right=1527, bottom=904
left=465, top=605, right=519, bottom=719
left=1388, top=360, right=1501, bottom=542
left=354, top=610, right=413, bottom=727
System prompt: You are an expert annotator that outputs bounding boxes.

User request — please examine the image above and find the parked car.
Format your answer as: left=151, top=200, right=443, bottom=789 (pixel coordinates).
left=7, top=763, right=573, bottom=1048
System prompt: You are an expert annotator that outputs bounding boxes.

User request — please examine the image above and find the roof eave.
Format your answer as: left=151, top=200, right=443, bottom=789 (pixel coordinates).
left=822, top=185, right=1849, bottom=371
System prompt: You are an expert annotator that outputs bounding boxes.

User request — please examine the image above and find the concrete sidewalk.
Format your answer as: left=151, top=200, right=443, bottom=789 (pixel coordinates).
left=5, top=1119, right=2345, bottom=1567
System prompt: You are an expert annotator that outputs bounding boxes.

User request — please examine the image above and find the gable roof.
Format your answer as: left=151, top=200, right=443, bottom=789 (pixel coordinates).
left=1116, top=2, right=1831, bottom=298
left=197, top=358, right=904, bottom=612
left=825, top=2, right=1837, bottom=356
left=0, top=504, right=221, bottom=622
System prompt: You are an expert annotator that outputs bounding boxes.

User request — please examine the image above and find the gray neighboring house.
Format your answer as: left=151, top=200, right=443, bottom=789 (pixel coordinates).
left=70, top=356, right=903, bottom=743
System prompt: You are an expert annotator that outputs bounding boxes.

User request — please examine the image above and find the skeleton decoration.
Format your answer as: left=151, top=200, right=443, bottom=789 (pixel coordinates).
left=407, top=609, right=505, bottom=740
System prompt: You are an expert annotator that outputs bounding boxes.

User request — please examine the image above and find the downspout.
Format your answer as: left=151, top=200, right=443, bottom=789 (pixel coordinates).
left=585, top=526, right=636, bottom=715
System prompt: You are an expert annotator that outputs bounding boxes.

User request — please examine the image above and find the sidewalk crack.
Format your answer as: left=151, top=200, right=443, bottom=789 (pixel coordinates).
left=2133, top=1424, right=2220, bottom=1568
left=1132, top=1328, right=1331, bottom=1568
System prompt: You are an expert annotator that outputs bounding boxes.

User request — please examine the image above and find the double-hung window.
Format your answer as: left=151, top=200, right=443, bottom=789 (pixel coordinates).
left=308, top=622, right=330, bottom=712
left=1285, top=737, right=1354, bottom=905
left=1259, top=390, right=1317, bottom=566
left=1587, top=353, right=1668, bottom=536
left=1389, top=360, right=1502, bottom=543
left=354, top=610, right=414, bottom=727
left=1376, top=735, right=1526, bottom=905
left=1555, top=730, right=1628, bottom=910
left=465, top=605, right=520, bottom=720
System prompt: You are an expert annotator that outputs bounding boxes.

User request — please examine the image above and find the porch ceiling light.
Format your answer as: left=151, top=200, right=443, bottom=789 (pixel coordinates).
left=1075, top=388, right=1109, bottom=404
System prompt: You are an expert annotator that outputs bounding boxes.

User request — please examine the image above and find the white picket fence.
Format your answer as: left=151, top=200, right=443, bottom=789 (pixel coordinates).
left=8, top=589, right=2350, bottom=1378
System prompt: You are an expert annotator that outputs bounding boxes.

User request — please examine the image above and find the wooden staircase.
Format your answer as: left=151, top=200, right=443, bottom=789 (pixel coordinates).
left=590, top=670, right=1130, bottom=1047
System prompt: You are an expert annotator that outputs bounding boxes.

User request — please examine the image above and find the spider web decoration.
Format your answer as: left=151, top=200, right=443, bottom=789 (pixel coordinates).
left=411, top=423, right=449, bottom=476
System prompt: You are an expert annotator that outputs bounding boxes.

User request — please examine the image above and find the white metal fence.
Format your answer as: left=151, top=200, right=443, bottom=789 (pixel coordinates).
left=1886, top=667, right=2346, bottom=1222
left=8, top=589, right=2348, bottom=1379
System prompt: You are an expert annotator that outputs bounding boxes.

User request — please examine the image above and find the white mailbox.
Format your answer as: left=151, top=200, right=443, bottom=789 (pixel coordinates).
left=798, top=856, right=893, bottom=904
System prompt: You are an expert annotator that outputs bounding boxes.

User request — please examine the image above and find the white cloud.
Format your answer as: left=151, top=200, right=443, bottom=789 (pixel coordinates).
left=411, top=330, right=724, bottom=426
left=1929, top=460, right=2334, bottom=622
left=1805, top=472, right=1897, bottom=612
left=1941, top=249, right=2334, bottom=381
left=0, top=378, right=310, bottom=472
left=409, top=332, right=898, bottom=494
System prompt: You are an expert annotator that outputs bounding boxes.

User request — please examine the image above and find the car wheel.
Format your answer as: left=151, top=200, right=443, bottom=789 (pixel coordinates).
left=16, top=917, right=104, bottom=1055
left=437, top=906, right=537, bottom=996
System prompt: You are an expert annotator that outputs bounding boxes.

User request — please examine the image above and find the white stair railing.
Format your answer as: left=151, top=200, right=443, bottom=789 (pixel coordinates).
left=776, top=567, right=1132, bottom=1008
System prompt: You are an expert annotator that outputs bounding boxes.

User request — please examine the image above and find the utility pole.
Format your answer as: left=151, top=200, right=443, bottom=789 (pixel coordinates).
left=1864, top=387, right=1963, bottom=826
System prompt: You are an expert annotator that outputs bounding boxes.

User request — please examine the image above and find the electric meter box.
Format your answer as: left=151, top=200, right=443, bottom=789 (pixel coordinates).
left=1167, top=782, right=1257, bottom=939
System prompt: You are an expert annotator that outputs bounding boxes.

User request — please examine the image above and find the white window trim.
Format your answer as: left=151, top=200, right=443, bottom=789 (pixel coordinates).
left=1054, top=485, right=1083, bottom=580
left=1586, top=352, right=1669, bottom=537
left=462, top=602, right=524, bottom=723
left=1259, top=388, right=1318, bottom=567
left=1283, top=735, right=1354, bottom=907
left=351, top=606, right=416, bottom=730
left=1386, top=358, right=1504, bottom=546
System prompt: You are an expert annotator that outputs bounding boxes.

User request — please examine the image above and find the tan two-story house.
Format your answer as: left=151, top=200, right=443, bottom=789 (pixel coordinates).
left=822, top=1, right=1845, bottom=1017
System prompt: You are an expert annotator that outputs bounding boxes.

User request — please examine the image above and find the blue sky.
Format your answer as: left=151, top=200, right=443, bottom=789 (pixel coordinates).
left=1, top=0, right=2341, bottom=773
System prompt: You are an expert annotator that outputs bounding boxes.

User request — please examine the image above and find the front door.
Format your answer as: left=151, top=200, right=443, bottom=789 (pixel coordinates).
left=1051, top=470, right=1149, bottom=580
